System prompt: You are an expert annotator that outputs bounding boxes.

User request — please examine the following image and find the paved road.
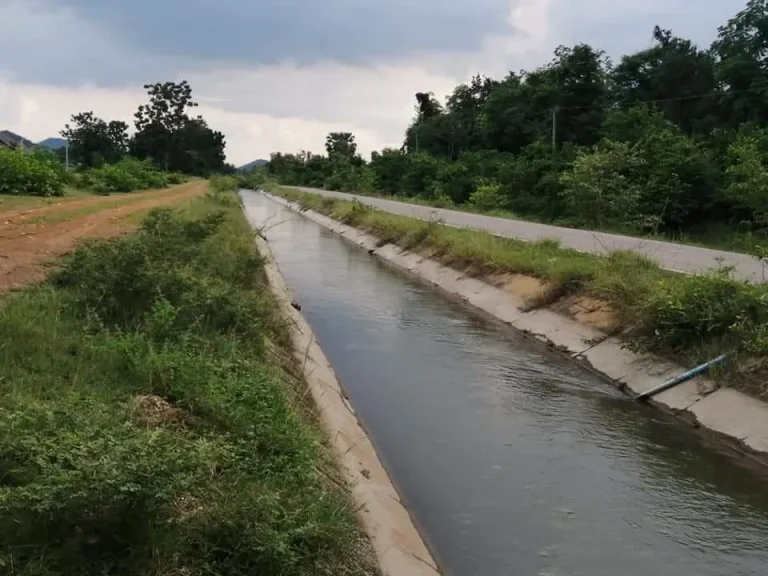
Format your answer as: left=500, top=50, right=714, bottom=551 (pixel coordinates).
left=295, top=187, right=765, bottom=282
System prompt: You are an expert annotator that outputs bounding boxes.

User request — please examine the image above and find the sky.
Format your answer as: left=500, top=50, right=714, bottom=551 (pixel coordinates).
left=0, top=0, right=747, bottom=166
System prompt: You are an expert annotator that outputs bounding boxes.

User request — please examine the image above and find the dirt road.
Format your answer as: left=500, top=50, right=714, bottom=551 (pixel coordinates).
left=0, top=181, right=206, bottom=291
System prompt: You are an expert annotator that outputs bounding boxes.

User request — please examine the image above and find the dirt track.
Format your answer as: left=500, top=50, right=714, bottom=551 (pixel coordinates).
left=0, top=181, right=206, bottom=291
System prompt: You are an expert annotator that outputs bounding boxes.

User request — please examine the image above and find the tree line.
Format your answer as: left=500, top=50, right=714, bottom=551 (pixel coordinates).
left=62, top=81, right=227, bottom=176
left=265, top=0, right=768, bottom=241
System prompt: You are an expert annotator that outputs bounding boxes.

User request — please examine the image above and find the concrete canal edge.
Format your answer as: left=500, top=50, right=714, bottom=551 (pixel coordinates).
left=253, top=232, right=442, bottom=576
left=260, top=190, right=768, bottom=469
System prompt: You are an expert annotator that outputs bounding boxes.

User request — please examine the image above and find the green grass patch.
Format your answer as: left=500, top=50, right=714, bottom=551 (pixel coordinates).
left=0, top=188, right=376, bottom=575
left=276, top=187, right=768, bottom=388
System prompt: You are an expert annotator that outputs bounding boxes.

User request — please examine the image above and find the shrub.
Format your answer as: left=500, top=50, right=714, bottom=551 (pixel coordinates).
left=469, top=181, right=504, bottom=210
left=82, top=158, right=170, bottom=194
left=632, top=269, right=768, bottom=357
left=0, top=147, right=65, bottom=196
left=210, top=174, right=239, bottom=192
left=559, top=140, right=646, bottom=229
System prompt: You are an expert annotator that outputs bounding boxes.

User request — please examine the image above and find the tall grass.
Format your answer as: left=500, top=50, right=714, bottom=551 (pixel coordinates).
left=0, top=189, right=376, bottom=574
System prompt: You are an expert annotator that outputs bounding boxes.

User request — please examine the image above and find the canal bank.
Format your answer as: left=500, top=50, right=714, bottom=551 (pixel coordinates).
left=242, top=189, right=768, bottom=576
left=257, top=189, right=768, bottom=467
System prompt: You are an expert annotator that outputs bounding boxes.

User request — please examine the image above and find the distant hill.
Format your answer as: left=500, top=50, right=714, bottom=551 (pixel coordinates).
left=38, top=137, right=68, bottom=150
left=238, top=159, right=268, bottom=171
left=0, top=130, right=36, bottom=150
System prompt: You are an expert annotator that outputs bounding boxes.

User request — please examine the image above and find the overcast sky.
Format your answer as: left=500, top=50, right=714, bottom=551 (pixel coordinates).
left=0, top=0, right=746, bottom=165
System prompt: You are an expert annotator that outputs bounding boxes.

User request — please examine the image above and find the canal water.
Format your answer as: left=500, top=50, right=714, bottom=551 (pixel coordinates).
left=241, top=190, right=768, bottom=576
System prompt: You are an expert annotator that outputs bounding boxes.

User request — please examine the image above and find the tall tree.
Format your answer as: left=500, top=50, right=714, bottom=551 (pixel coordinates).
left=131, top=81, right=225, bottom=174
left=325, top=132, right=357, bottom=159
left=61, top=112, right=128, bottom=168
left=612, top=26, right=720, bottom=133
left=713, top=0, right=768, bottom=126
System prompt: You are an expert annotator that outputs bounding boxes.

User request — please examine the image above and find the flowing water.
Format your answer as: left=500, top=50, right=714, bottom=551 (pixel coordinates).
left=241, top=190, right=768, bottom=576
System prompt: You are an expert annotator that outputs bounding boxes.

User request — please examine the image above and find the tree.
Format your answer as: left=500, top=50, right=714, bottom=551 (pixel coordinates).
left=131, top=81, right=225, bottom=174
left=713, top=0, right=768, bottom=126
left=61, top=112, right=129, bottom=168
left=612, top=26, right=720, bottom=133
left=325, top=132, right=357, bottom=159
left=370, top=148, right=408, bottom=193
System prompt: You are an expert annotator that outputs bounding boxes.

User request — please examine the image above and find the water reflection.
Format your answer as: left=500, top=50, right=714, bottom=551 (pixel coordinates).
left=242, top=191, right=768, bottom=576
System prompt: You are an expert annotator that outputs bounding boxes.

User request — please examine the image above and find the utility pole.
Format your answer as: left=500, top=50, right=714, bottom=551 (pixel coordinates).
left=551, top=106, right=559, bottom=153
left=65, top=142, right=69, bottom=171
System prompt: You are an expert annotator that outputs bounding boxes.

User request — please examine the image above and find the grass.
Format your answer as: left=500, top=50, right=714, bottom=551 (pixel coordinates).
left=0, top=187, right=377, bottom=575
left=274, top=187, right=768, bottom=397
left=294, top=185, right=768, bottom=256
left=0, top=188, right=93, bottom=212
left=24, top=183, right=199, bottom=225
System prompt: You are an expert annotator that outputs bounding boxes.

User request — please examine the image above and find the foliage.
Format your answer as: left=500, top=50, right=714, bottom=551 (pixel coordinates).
left=79, top=158, right=170, bottom=194
left=61, top=112, right=129, bottom=168
left=560, top=141, right=646, bottom=229
left=725, top=132, right=768, bottom=223
left=131, top=82, right=226, bottom=175
left=0, top=147, right=65, bottom=196
left=0, top=194, right=376, bottom=575
left=210, top=174, right=239, bottom=192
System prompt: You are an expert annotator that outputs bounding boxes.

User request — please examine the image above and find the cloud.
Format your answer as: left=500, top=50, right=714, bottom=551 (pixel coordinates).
left=46, top=0, right=515, bottom=68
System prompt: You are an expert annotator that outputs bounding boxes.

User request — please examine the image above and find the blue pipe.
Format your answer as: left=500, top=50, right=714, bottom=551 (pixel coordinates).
left=635, top=353, right=733, bottom=401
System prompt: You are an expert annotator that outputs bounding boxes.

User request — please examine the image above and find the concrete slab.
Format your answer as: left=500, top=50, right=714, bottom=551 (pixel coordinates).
left=690, top=388, right=768, bottom=454
left=513, top=309, right=603, bottom=355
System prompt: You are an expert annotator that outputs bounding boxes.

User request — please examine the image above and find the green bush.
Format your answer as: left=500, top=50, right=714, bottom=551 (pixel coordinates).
left=209, top=174, right=239, bottom=192
left=469, top=181, right=504, bottom=210
left=632, top=270, right=768, bottom=357
left=82, top=158, right=170, bottom=194
left=0, top=147, right=65, bottom=196
left=560, top=141, right=646, bottom=229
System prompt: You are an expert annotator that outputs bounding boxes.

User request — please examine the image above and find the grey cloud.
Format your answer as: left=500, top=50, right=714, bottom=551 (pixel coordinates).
left=49, top=0, right=513, bottom=66
left=552, top=0, right=744, bottom=60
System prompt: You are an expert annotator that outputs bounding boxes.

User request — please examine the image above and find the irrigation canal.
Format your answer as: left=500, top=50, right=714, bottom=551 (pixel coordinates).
left=242, top=190, right=768, bottom=576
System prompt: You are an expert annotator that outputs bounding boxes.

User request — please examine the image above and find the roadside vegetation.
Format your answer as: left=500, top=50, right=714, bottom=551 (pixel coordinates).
left=262, top=0, right=768, bottom=253
left=0, top=188, right=377, bottom=575
left=276, top=187, right=768, bottom=396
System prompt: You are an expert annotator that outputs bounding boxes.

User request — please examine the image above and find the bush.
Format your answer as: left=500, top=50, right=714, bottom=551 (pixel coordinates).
left=560, top=140, right=646, bottom=229
left=0, top=147, right=65, bottom=196
left=210, top=174, right=239, bottom=192
left=82, top=158, right=170, bottom=194
left=469, top=181, right=504, bottom=210
left=633, top=269, right=768, bottom=357
left=725, top=133, right=768, bottom=224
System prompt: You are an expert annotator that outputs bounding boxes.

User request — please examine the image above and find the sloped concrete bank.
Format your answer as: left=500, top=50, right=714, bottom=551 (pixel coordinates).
left=254, top=233, right=441, bottom=576
left=261, top=190, right=768, bottom=468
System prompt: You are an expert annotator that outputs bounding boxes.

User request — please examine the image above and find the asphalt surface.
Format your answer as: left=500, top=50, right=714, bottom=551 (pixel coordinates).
left=296, top=187, right=765, bottom=282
